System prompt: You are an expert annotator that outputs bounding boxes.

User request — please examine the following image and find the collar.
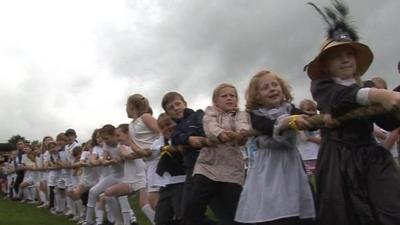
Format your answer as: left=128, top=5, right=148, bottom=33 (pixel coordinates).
left=333, top=77, right=356, bottom=86
left=174, top=108, right=195, bottom=123
left=253, top=102, right=292, bottom=120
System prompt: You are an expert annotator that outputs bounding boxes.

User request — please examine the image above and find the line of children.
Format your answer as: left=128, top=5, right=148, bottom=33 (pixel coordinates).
left=3, top=3, right=400, bottom=224
left=2, top=66, right=400, bottom=225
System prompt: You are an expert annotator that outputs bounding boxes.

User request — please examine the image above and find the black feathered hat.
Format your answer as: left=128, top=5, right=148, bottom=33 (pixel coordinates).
left=305, top=0, right=373, bottom=80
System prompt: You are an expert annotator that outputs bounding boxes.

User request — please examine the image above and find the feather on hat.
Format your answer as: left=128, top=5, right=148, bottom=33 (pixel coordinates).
left=305, top=0, right=373, bottom=80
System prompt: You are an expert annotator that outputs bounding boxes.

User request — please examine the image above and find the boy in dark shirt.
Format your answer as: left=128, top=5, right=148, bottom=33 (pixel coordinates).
left=161, top=92, right=217, bottom=225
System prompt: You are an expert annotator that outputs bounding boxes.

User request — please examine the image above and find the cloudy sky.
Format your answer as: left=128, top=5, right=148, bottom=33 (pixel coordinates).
left=0, top=0, right=399, bottom=143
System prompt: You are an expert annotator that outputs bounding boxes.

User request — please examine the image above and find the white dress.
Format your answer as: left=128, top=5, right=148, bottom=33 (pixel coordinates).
left=297, top=130, right=320, bottom=161
left=120, top=145, right=146, bottom=191
left=235, top=104, right=315, bottom=223
left=129, top=116, right=162, bottom=192
left=79, top=151, right=98, bottom=188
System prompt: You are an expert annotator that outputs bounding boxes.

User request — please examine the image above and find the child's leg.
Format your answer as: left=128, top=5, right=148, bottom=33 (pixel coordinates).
left=183, top=174, right=217, bottom=225
left=28, top=185, right=36, bottom=201
left=138, top=188, right=155, bottom=225
left=148, top=191, right=159, bottom=209
left=216, top=181, right=243, bottom=225
left=117, top=195, right=132, bottom=225
left=81, top=189, right=89, bottom=206
left=104, top=183, right=132, bottom=197
left=48, top=186, right=55, bottom=209
left=104, top=196, right=123, bottom=225
left=18, top=182, right=28, bottom=199
left=154, top=185, right=174, bottom=225
left=56, top=187, right=66, bottom=212
left=86, top=176, right=120, bottom=224
left=95, top=198, right=105, bottom=225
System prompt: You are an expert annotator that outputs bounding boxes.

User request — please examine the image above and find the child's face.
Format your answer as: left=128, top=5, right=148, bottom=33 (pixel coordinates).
left=96, top=132, right=103, bottom=144
left=66, top=134, right=76, bottom=145
left=33, top=146, right=40, bottom=155
left=165, top=97, right=187, bottom=120
left=16, top=140, right=25, bottom=151
left=158, top=117, right=176, bottom=138
left=258, top=75, right=284, bottom=109
left=101, top=133, right=118, bottom=147
left=48, top=144, right=57, bottom=153
left=324, top=46, right=357, bottom=80
left=115, top=128, right=128, bottom=144
left=215, top=87, right=238, bottom=112
left=126, top=103, right=138, bottom=119
left=301, top=103, right=317, bottom=114
left=57, top=139, right=66, bottom=147
left=44, top=137, right=53, bottom=146
left=23, top=146, right=32, bottom=153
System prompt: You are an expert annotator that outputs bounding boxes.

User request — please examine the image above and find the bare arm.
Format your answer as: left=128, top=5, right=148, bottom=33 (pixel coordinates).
left=141, top=113, right=161, bottom=134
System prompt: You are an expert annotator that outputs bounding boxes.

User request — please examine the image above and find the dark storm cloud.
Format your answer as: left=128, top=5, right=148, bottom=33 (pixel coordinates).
left=2, top=0, right=398, bottom=142
left=98, top=1, right=317, bottom=108
left=99, top=0, right=399, bottom=109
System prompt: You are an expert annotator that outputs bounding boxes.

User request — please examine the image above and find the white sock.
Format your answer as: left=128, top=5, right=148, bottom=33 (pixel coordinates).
left=75, top=199, right=84, bottom=218
left=67, top=196, right=74, bottom=213
left=39, top=191, right=47, bottom=204
left=141, top=204, right=155, bottom=225
left=54, top=190, right=60, bottom=210
left=105, top=201, right=114, bottom=223
left=29, top=187, right=35, bottom=200
left=86, top=206, right=95, bottom=224
left=122, top=212, right=131, bottom=225
left=58, top=195, right=66, bottom=212
left=23, top=188, right=30, bottom=200
left=55, top=189, right=66, bottom=212
left=105, top=197, right=123, bottom=225
left=95, top=209, right=103, bottom=224
left=130, top=209, right=137, bottom=222
left=17, top=187, right=23, bottom=199
left=118, top=196, right=133, bottom=225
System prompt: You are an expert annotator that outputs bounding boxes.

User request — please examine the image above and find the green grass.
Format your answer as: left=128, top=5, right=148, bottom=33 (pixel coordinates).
left=0, top=195, right=152, bottom=225
left=0, top=198, right=77, bottom=225
left=0, top=194, right=217, bottom=225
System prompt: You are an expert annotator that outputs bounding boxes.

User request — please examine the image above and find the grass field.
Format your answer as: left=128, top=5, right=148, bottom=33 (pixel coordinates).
left=0, top=195, right=152, bottom=225
left=0, top=177, right=315, bottom=225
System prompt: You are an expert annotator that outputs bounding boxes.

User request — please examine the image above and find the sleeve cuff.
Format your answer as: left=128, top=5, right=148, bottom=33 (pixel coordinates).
left=356, top=88, right=371, bottom=105
left=272, top=114, right=296, bottom=147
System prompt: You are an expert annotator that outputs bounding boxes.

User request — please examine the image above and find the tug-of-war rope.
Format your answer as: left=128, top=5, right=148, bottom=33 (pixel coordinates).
left=13, top=105, right=399, bottom=174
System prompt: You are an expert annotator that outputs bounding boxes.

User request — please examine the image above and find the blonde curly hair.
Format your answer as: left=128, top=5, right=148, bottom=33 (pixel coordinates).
left=245, top=70, right=293, bottom=111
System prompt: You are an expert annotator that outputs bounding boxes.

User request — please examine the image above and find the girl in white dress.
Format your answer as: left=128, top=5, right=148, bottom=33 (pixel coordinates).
left=18, top=145, right=36, bottom=202
left=104, top=123, right=147, bottom=225
left=234, top=70, right=315, bottom=225
left=85, top=125, right=124, bottom=225
left=297, top=99, right=320, bottom=176
left=37, top=136, right=53, bottom=208
left=124, top=93, right=161, bottom=223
